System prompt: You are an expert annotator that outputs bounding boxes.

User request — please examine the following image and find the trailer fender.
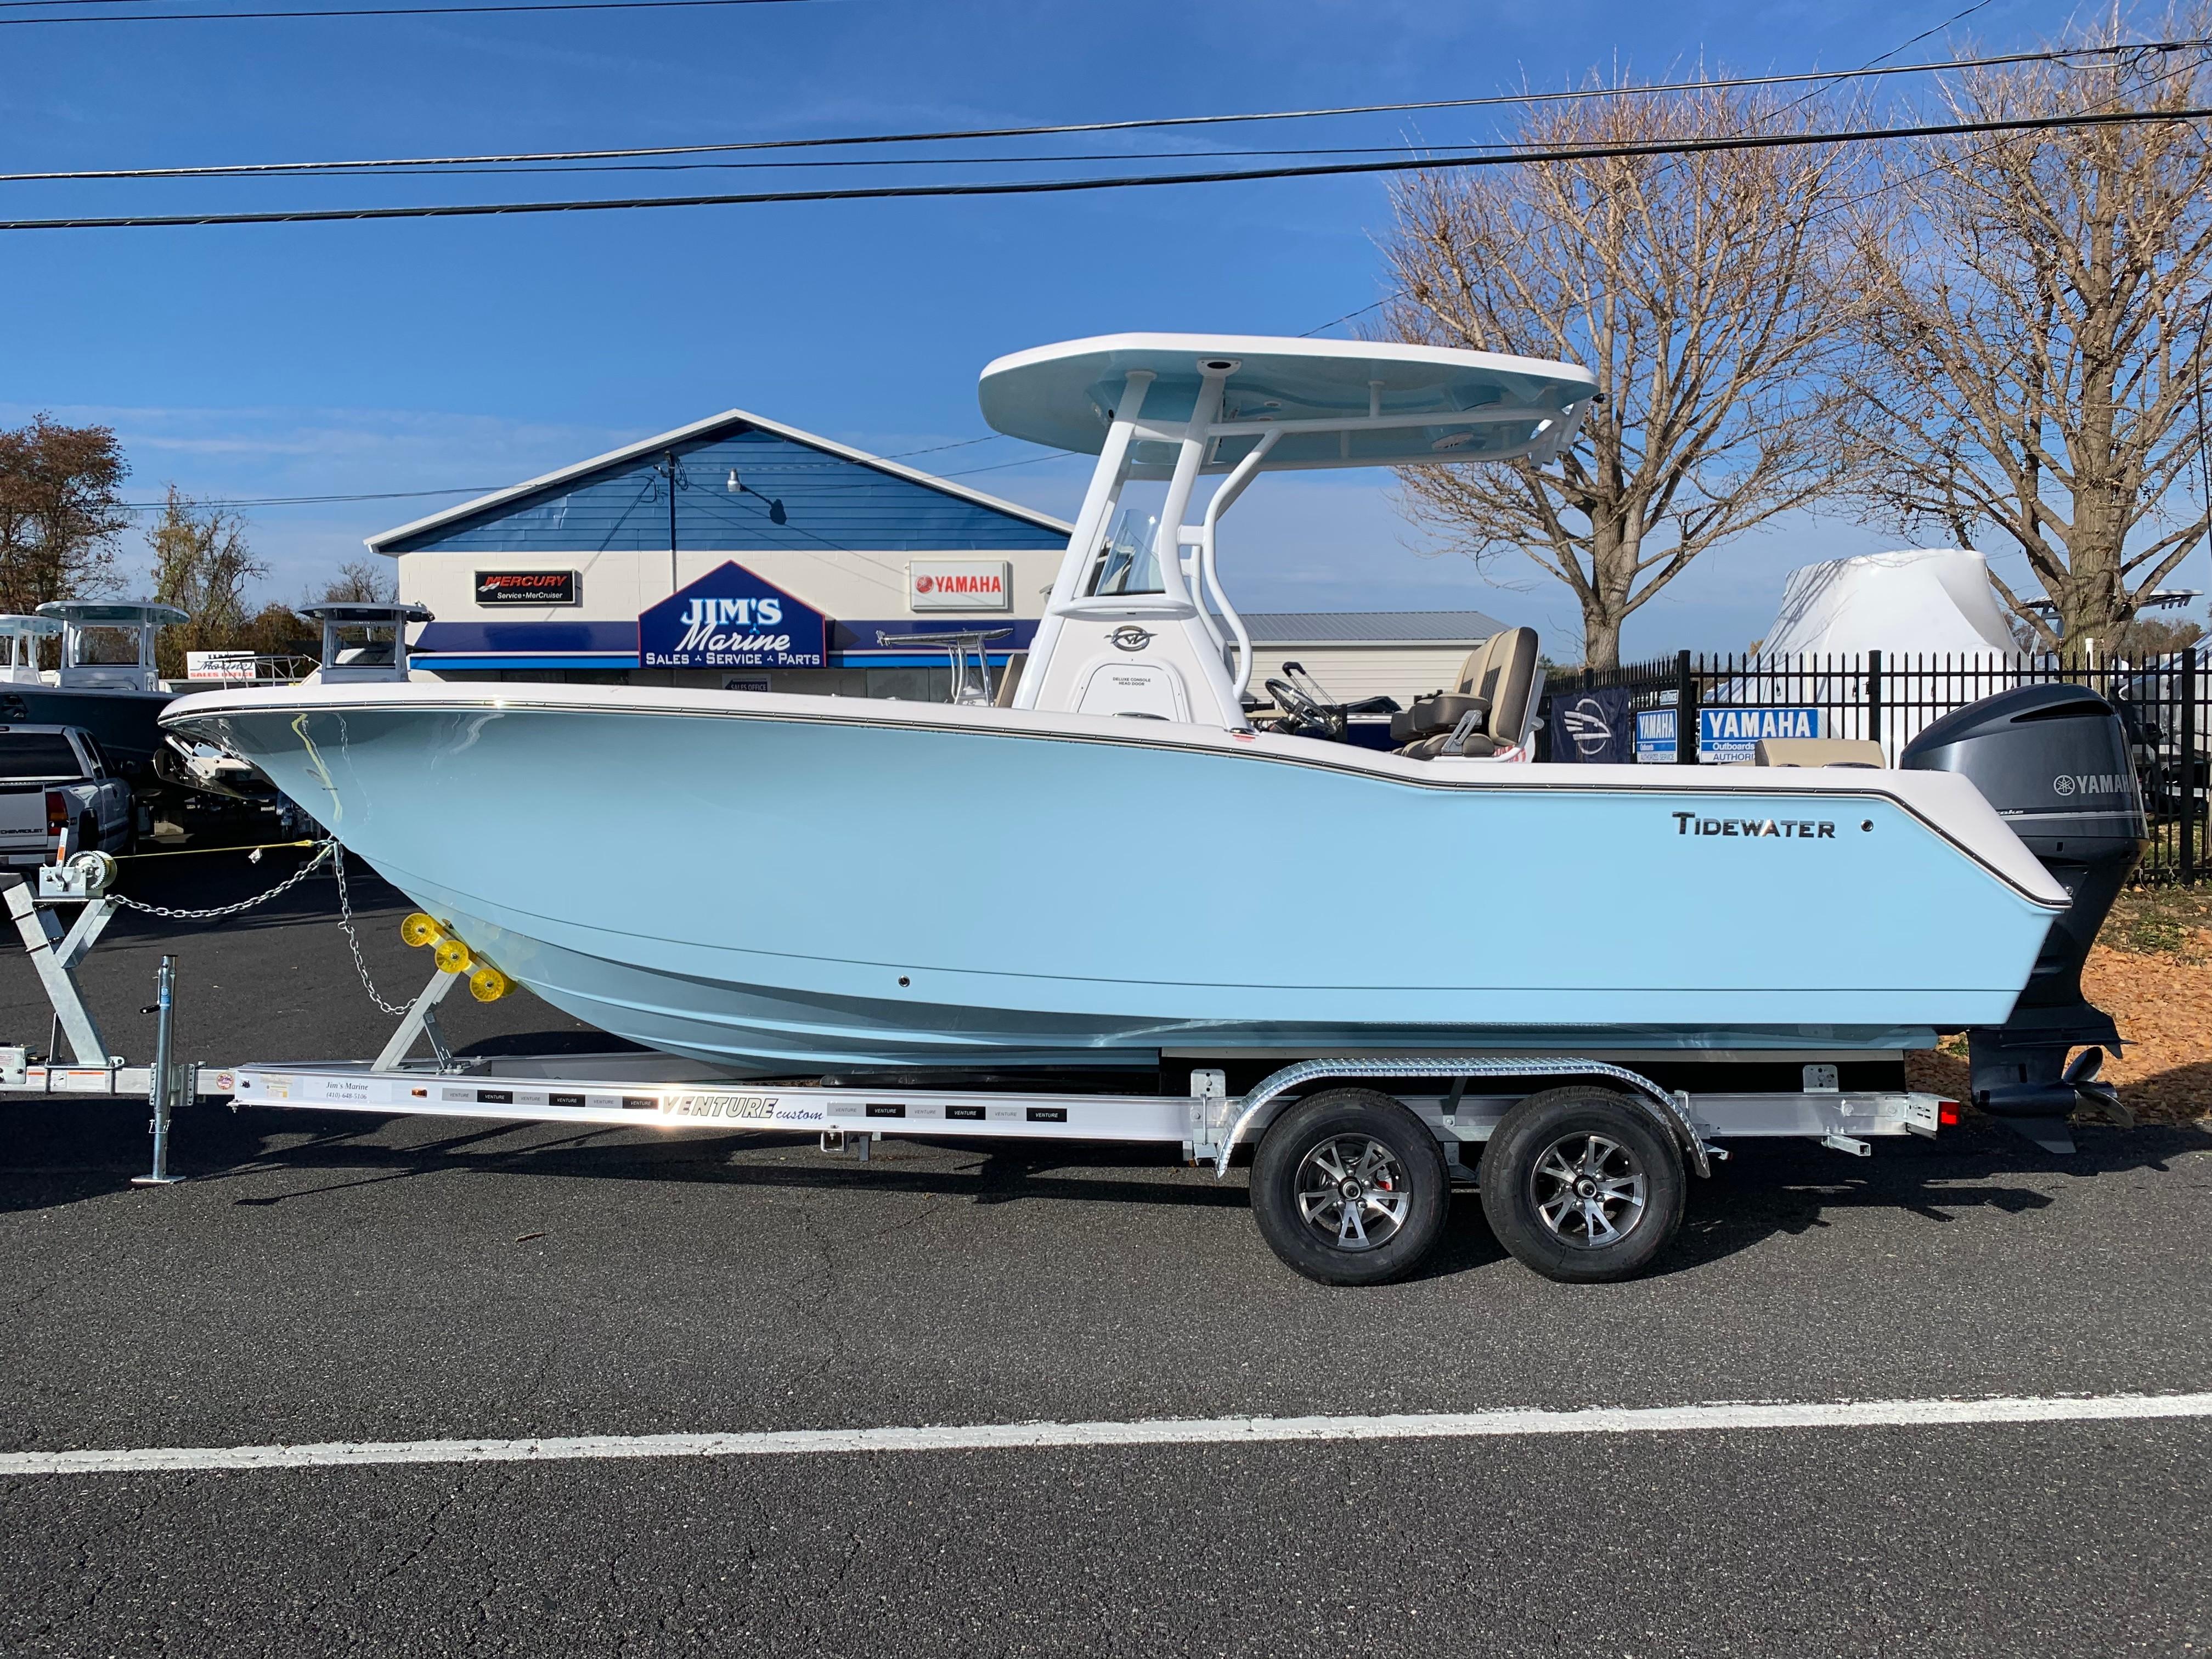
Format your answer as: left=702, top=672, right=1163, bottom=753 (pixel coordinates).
left=1212, top=1055, right=1711, bottom=1181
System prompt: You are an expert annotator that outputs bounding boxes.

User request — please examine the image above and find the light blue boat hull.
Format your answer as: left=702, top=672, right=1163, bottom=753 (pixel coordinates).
left=171, top=695, right=2063, bottom=1076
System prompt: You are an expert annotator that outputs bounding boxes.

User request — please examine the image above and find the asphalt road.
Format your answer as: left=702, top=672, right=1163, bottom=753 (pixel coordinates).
left=2, top=847, right=2210, bottom=1656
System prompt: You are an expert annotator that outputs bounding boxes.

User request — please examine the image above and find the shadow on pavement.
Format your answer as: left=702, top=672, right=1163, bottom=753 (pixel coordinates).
left=0, top=1094, right=1253, bottom=1220
left=7, top=1093, right=2209, bottom=1288
left=1654, top=1116, right=2212, bottom=1277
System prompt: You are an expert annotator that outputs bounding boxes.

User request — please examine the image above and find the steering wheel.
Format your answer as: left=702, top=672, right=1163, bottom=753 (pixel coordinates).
left=1265, top=676, right=1345, bottom=741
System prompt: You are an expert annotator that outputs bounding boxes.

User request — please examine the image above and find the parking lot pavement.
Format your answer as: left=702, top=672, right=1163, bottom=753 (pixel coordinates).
left=3, top=850, right=2210, bottom=1655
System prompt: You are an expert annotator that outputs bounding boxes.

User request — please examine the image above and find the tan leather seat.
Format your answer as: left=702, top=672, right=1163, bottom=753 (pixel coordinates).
left=1392, top=628, right=1538, bottom=758
left=1754, top=737, right=1884, bottom=768
left=1390, top=646, right=1486, bottom=745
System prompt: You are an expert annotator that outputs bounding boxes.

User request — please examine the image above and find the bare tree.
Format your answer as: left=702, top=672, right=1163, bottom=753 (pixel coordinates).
left=317, top=557, right=398, bottom=605
left=146, top=486, right=270, bottom=678
left=1845, top=19, right=2212, bottom=647
left=148, top=486, right=264, bottom=631
left=1382, top=81, right=1861, bottom=668
left=0, top=415, right=130, bottom=612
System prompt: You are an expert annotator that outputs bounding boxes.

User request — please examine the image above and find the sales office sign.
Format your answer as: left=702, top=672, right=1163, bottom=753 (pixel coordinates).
left=909, top=560, right=1011, bottom=612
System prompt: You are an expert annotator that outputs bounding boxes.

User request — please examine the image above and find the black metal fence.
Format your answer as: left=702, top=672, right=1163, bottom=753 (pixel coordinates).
left=1544, top=647, right=2207, bottom=885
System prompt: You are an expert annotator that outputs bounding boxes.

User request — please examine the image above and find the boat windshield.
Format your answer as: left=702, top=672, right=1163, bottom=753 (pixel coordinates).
left=1088, top=509, right=1164, bottom=596
left=74, top=625, right=143, bottom=667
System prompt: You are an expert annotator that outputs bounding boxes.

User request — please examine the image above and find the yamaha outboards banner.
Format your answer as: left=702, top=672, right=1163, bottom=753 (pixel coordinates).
left=1546, top=689, right=1633, bottom=763
left=639, top=561, right=827, bottom=670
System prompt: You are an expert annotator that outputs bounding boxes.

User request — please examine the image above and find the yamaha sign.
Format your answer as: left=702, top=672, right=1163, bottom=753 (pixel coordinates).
left=909, top=559, right=1012, bottom=612
left=639, top=561, right=826, bottom=670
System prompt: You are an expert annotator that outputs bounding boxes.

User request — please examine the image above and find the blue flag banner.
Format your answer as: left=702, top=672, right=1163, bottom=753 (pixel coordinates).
left=1547, top=689, right=1634, bottom=763
left=639, top=561, right=827, bottom=670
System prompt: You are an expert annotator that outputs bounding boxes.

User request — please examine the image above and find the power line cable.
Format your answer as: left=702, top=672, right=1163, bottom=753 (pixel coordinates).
left=19, top=141, right=1541, bottom=186
left=121, top=439, right=1054, bottom=509
left=1801, top=37, right=2212, bottom=229
left=1299, top=297, right=1391, bottom=338
left=0, top=0, right=805, bottom=22
left=878, top=434, right=1007, bottom=458
left=119, top=484, right=503, bottom=508
left=4, top=37, right=2189, bottom=177
left=1301, top=16, right=2186, bottom=340
left=7, top=101, right=2203, bottom=232
left=940, top=453, right=1086, bottom=478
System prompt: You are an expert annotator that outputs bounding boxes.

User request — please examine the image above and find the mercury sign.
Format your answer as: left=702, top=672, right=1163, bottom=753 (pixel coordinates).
left=476, top=570, right=578, bottom=606
left=639, top=561, right=826, bottom=670
left=909, top=560, right=1012, bottom=612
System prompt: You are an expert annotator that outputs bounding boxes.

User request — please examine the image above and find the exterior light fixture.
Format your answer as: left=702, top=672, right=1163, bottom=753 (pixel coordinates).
left=724, top=466, right=787, bottom=524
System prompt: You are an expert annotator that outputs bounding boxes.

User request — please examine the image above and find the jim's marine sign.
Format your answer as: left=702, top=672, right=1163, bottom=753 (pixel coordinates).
left=476, top=571, right=579, bottom=606
left=639, top=561, right=827, bottom=670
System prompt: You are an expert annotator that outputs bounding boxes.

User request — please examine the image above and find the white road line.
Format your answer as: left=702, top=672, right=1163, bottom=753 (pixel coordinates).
left=5, top=1392, right=2210, bottom=1479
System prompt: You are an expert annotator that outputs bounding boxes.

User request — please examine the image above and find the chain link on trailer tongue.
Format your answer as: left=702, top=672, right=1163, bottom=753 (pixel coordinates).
left=108, top=840, right=335, bottom=921
left=93, top=838, right=409, bottom=1018
left=330, top=843, right=411, bottom=1016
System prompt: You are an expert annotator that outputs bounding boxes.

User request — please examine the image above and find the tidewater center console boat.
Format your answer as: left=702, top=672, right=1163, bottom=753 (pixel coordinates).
left=146, top=336, right=2145, bottom=1284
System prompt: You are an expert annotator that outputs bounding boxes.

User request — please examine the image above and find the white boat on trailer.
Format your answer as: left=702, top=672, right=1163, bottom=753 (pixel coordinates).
left=7, top=333, right=2143, bottom=1285
left=164, top=337, right=2071, bottom=1076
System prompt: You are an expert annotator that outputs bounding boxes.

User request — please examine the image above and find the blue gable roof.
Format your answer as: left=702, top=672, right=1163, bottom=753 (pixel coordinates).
left=376, top=414, right=1068, bottom=556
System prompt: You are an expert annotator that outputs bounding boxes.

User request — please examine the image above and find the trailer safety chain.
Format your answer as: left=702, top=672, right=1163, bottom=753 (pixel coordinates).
left=329, top=844, right=411, bottom=1017
left=97, top=836, right=411, bottom=1018
left=108, top=839, right=336, bottom=921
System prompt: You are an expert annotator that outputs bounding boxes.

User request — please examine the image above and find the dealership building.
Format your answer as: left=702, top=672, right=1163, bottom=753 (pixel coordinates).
left=373, top=409, right=1513, bottom=707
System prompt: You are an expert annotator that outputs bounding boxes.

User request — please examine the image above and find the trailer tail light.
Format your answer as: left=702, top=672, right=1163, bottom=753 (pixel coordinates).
left=1937, top=1100, right=1961, bottom=1127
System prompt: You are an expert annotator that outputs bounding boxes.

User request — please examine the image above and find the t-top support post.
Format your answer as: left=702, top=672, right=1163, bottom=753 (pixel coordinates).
left=1013, top=371, right=1154, bottom=710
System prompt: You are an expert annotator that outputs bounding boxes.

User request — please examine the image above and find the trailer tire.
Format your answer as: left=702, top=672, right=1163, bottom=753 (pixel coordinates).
left=1480, top=1087, right=1684, bottom=1284
left=1249, top=1088, right=1449, bottom=1286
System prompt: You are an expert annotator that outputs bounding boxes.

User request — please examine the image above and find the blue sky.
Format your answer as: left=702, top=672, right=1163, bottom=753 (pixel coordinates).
left=1, top=0, right=2161, bottom=656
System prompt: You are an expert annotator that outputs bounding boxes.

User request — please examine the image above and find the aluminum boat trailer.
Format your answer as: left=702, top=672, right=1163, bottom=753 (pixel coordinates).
left=0, top=862, right=1967, bottom=1284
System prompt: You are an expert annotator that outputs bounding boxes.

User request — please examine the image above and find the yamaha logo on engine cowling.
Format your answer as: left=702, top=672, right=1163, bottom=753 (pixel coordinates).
left=2053, top=772, right=2128, bottom=798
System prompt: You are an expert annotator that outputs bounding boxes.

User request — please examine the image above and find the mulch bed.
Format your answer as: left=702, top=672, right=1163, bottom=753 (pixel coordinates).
left=1902, top=929, right=2212, bottom=1126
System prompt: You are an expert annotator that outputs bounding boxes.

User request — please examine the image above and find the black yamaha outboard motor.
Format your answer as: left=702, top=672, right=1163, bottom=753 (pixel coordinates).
left=1901, top=684, right=2147, bottom=1153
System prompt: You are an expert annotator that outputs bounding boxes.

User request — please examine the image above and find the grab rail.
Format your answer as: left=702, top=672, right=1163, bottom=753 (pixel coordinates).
left=1200, top=429, right=1278, bottom=697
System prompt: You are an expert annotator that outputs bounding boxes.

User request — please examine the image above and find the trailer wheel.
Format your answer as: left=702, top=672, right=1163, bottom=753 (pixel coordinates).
left=1480, top=1087, right=1685, bottom=1284
left=1249, top=1088, right=1449, bottom=1286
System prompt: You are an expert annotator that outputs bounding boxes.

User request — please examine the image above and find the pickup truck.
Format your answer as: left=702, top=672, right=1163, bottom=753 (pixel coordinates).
left=0, top=725, right=134, bottom=868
